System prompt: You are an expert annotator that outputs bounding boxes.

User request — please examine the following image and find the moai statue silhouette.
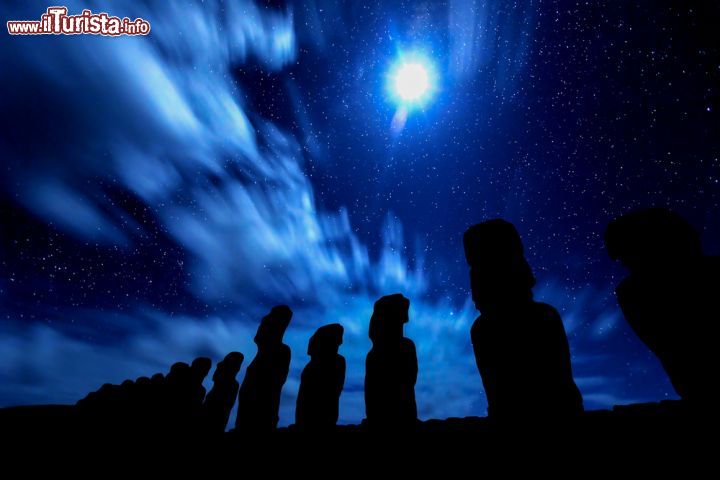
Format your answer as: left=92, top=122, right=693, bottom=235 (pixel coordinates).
left=295, top=324, right=346, bottom=431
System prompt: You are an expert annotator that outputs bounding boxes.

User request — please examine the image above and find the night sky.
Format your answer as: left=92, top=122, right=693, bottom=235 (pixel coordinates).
left=1, top=0, right=719, bottom=425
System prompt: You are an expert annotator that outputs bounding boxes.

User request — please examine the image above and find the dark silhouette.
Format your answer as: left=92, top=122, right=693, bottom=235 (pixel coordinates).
left=164, top=361, right=197, bottom=431
left=164, top=358, right=212, bottom=410
left=364, top=294, right=418, bottom=429
left=148, top=372, right=166, bottom=431
left=235, top=305, right=293, bottom=433
left=203, top=351, right=244, bottom=433
left=75, top=360, right=213, bottom=434
left=605, top=208, right=719, bottom=406
left=464, top=220, right=583, bottom=420
left=295, top=324, right=346, bottom=431
left=166, top=362, right=192, bottom=393
left=186, top=357, right=213, bottom=430
left=77, top=377, right=146, bottom=433
left=190, top=357, right=213, bottom=406
left=76, top=382, right=113, bottom=417
left=131, top=376, right=152, bottom=427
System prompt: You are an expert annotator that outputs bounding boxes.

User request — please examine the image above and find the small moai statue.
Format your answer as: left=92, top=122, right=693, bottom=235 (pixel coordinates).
left=203, top=351, right=244, bottom=433
left=295, top=324, right=346, bottom=431
left=364, top=294, right=418, bottom=430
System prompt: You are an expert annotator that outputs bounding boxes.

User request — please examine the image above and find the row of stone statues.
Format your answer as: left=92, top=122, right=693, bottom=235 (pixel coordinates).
left=76, top=299, right=415, bottom=432
left=76, top=207, right=718, bottom=432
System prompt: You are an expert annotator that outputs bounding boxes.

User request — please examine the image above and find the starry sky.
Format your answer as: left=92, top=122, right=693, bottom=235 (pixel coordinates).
left=1, top=0, right=719, bottom=425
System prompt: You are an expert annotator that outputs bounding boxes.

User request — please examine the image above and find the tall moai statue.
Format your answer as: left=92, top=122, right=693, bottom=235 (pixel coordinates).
left=605, top=208, right=719, bottom=407
left=464, top=219, right=583, bottom=420
left=235, top=306, right=292, bottom=433
left=364, top=294, right=418, bottom=429
left=203, top=352, right=244, bottom=433
left=295, top=324, right=346, bottom=431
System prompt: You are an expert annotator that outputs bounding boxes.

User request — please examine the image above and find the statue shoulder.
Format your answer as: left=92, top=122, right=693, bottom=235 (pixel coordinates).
left=470, top=314, right=485, bottom=340
left=400, top=337, right=417, bottom=353
left=533, top=301, right=560, bottom=319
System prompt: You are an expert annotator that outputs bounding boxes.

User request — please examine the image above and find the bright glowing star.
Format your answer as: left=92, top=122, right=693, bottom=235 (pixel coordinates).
left=394, top=63, right=430, bottom=101
left=387, top=54, right=437, bottom=108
